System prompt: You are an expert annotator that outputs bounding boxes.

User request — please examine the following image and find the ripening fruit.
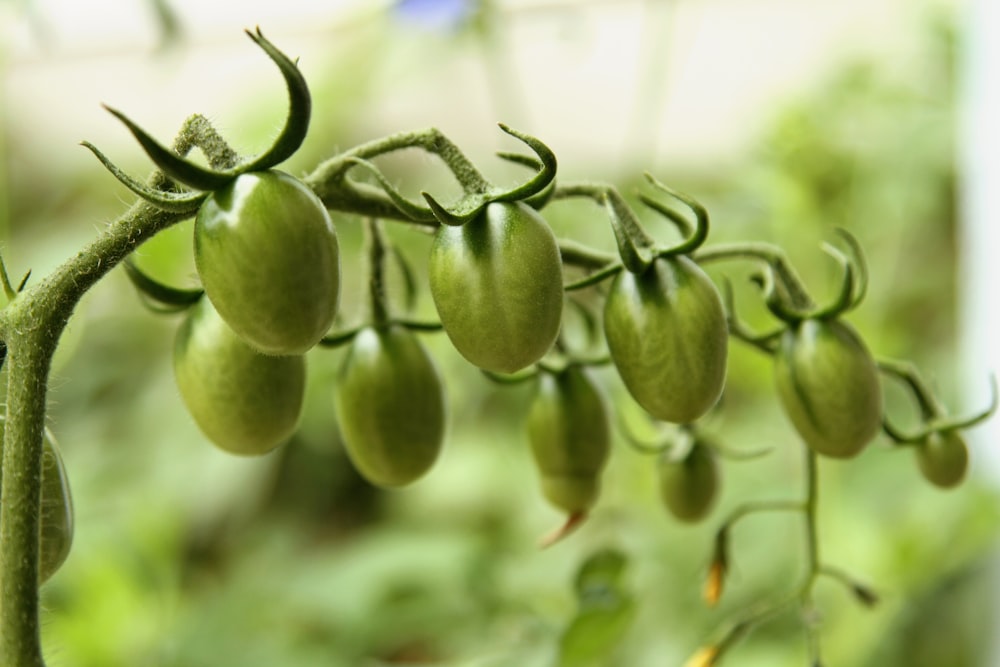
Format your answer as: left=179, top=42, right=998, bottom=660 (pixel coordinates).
left=604, top=255, right=728, bottom=424
left=334, top=325, right=446, bottom=488
left=195, top=169, right=340, bottom=355
left=174, top=298, right=305, bottom=455
left=774, top=318, right=882, bottom=458
left=429, top=201, right=563, bottom=374
left=526, top=366, right=611, bottom=514
left=0, top=418, right=74, bottom=584
left=658, top=442, right=719, bottom=523
left=916, top=430, right=968, bottom=489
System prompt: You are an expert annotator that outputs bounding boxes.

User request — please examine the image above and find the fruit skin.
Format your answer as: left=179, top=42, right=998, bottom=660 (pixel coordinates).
left=195, top=169, right=340, bottom=355
left=527, top=366, right=611, bottom=513
left=0, top=418, right=74, bottom=584
left=774, top=318, right=882, bottom=459
left=916, top=430, right=968, bottom=489
left=174, top=298, right=305, bottom=456
left=603, top=255, right=728, bottom=424
left=658, top=443, right=719, bottom=523
left=334, top=325, right=446, bottom=488
left=428, top=201, right=563, bottom=374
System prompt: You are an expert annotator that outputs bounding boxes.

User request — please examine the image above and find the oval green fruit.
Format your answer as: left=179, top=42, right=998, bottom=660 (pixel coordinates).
left=916, top=430, right=968, bottom=489
left=174, top=298, right=305, bottom=455
left=603, top=255, right=728, bottom=423
left=0, top=417, right=74, bottom=584
left=774, top=318, right=882, bottom=458
left=195, top=169, right=340, bottom=355
left=657, top=442, right=719, bottom=523
left=429, top=201, right=563, bottom=374
left=527, top=366, right=611, bottom=513
left=334, top=325, right=446, bottom=488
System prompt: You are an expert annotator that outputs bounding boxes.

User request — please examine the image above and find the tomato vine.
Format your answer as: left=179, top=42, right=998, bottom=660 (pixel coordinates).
left=0, top=28, right=994, bottom=667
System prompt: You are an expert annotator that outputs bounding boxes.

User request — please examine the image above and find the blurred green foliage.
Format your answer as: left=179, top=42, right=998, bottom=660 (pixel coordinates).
left=2, top=3, right=997, bottom=667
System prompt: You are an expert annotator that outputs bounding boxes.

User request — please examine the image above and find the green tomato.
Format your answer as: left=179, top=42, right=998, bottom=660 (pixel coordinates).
left=429, top=201, right=563, bottom=374
left=334, top=325, right=446, bottom=488
left=657, top=442, right=719, bottom=523
left=774, top=318, right=882, bottom=458
left=0, top=418, right=74, bottom=584
left=174, top=298, right=305, bottom=455
left=195, top=169, right=340, bottom=355
left=603, top=255, right=728, bottom=423
left=916, top=430, right=968, bottom=489
left=526, top=366, right=611, bottom=514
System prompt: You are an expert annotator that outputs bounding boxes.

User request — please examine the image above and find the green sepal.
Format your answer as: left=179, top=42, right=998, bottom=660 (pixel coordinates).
left=811, top=243, right=856, bottom=319
left=238, top=27, right=312, bottom=173
left=883, top=375, right=998, bottom=443
left=103, top=28, right=311, bottom=192
left=721, top=277, right=782, bottom=355
left=344, top=157, right=437, bottom=222
left=605, top=188, right=655, bottom=275
left=318, top=325, right=364, bottom=349
left=81, top=141, right=208, bottom=214
left=496, top=151, right=555, bottom=210
left=103, top=105, right=235, bottom=192
left=123, top=259, right=203, bottom=313
left=489, top=123, right=557, bottom=203
left=644, top=174, right=709, bottom=256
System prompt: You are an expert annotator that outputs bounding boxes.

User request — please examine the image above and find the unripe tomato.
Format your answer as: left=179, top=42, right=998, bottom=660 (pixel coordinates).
left=334, top=325, right=446, bottom=488
left=916, top=430, right=968, bottom=489
left=195, top=169, right=340, bottom=355
left=603, top=255, right=727, bottom=423
left=774, top=318, right=882, bottom=458
left=429, top=201, right=563, bottom=374
left=0, top=418, right=74, bottom=584
left=526, top=366, right=610, bottom=514
left=174, top=299, right=305, bottom=455
left=657, top=442, right=719, bottom=523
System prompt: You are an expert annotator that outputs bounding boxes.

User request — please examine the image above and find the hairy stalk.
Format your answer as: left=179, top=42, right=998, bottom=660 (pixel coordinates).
left=0, top=201, right=183, bottom=666
left=0, top=113, right=232, bottom=666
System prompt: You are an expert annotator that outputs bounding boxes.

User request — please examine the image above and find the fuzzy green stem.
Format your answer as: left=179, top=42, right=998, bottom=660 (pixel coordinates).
left=0, top=200, right=184, bottom=666
left=366, top=219, right=390, bottom=327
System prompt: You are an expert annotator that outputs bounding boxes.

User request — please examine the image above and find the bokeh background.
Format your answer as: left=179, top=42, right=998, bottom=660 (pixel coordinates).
left=2, top=0, right=999, bottom=665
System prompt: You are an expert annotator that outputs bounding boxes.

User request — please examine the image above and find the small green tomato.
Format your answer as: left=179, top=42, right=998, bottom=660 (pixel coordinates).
left=429, top=201, right=563, bottom=374
left=604, top=255, right=728, bottom=424
left=0, top=418, right=74, bottom=584
left=774, top=318, right=882, bottom=458
left=527, top=366, right=610, bottom=514
left=657, top=442, right=719, bottom=523
left=174, top=298, right=305, bottom=455
left=334, top=325, right=446, bottom=488
left=195, top=169, right=340, bottom=355
left=916, top=430, right=968, bottom=489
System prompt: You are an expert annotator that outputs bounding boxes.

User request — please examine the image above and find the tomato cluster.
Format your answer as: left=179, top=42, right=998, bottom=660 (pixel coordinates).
left=96, top=30, right=991, bottom=545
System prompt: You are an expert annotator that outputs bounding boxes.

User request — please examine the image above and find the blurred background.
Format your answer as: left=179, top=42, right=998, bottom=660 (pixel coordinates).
left=2, top=0, right=998, bottom=665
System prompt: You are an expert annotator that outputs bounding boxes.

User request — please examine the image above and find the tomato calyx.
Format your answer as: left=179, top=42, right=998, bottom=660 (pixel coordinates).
left=122, top=258, right=204, bottom=314
left=86, top=28, right=310, bottom=205
left=350, top=124, right=557, bottom=227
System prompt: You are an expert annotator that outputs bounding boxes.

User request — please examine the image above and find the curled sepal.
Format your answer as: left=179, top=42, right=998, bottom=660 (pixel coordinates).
left=883, top=375, right=998, bottom=444
left=605, top=188, right=656, bottom=275
left=496, top=150, right=555, bottom=210
left=104, top=28, right=310, bottom=191
left=123, top=259, right=203, bottom=313
left=833, top=228, right=868, bottom=310
left=721, top=277, right=782, bottom=355
left=345, top=157, right=437, bottom=222
left=81, top=141, right=208, bottom=214
left=490, top=123, right=557, bottom=203
left=751, top=267, right=811, bottom=324
left=419, top=124, right=557, bottom=227
left=644, top=173, right=709, bottom=256
left=238, top=27, right=312, bottom=173
left=810, top=243, right=856, bottom=319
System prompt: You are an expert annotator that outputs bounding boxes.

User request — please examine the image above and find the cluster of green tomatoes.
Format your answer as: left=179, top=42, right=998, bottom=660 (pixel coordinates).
left=8, top=27, right=994, bottom=630
left=81, top=30, right=992, bottom=541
